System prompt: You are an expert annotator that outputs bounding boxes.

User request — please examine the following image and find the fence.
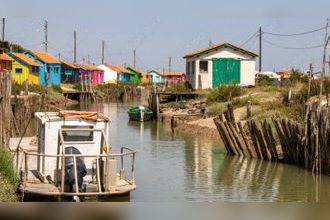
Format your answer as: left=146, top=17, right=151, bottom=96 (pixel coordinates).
left=214, top=103, right=330, bottom=175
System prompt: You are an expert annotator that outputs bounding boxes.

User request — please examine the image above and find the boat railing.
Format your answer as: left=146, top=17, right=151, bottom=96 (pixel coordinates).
left=19, top=147, right=136, bottom=196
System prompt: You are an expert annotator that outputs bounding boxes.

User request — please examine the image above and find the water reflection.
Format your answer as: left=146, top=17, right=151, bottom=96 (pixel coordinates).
left=215, top=156, right=330, bottom=202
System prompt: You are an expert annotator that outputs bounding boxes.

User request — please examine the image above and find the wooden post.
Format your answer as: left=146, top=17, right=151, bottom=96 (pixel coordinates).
left=246, top=101, right=252, bottom=120
left=0, top=70, right=12, bottom=148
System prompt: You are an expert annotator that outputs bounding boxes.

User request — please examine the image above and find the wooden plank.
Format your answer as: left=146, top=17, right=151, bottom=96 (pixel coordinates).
left=237, top=122, right=255, bottom=158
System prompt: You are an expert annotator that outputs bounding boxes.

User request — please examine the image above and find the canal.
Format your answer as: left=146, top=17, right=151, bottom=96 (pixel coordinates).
left=64, top=102, right=330, bottom=201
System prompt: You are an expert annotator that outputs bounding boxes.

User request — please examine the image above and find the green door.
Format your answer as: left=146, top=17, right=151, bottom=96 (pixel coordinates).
left=212, top=58, right=241, bottom=88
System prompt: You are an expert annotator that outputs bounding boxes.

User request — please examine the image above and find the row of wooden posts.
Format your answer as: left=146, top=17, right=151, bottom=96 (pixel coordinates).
left=214, top=103, right=330, bottom=175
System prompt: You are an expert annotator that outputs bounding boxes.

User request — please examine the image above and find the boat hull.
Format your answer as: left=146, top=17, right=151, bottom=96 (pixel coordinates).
left=128, top=107, right=153, bottom=122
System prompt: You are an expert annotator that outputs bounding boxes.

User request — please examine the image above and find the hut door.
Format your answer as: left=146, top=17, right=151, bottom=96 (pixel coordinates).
left=212, top=58, right=240, bottom=88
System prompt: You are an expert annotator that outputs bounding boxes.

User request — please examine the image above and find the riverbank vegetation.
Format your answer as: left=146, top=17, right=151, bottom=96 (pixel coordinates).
left=0, top=147, right=18, bottom=202
left=205, top=70, right=329, bottom=124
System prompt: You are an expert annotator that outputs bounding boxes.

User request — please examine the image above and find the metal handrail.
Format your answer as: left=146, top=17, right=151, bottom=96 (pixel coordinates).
left=21, top=147, right=136, bottom=195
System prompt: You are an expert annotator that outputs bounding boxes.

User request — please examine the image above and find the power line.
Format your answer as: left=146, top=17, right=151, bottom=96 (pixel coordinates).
left=263, top=38, right=323, bottom=50
left=240, top=30, right=259, bottom=47
left=263, top=27, right=326, bottom=37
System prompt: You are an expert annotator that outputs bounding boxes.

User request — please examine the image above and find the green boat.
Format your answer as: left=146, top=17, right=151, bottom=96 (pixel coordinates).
left=128, top=106, right=154, bottom=122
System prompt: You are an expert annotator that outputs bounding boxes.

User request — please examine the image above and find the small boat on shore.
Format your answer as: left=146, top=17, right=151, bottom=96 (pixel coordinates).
left=128, top=106, right=153, bottom=122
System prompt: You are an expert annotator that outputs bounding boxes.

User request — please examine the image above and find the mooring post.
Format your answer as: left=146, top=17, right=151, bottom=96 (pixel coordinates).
left=247, top=101, right=252, bottom=120
left=171, top=116, right=175, bottom=133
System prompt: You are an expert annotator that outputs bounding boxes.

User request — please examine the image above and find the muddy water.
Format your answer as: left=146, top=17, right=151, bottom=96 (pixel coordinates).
left=69, top=101, right=330, bottom=202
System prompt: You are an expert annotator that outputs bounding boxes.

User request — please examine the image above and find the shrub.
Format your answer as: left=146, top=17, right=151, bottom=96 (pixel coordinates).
left=256, top=75, right=274, bottom=86
left=206, top=84, right=241, bottom=103
left=166, top=82, right=192, bottom=93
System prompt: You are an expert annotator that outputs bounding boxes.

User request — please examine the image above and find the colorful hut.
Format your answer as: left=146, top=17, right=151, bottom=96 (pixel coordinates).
left=60, top=60, right=80, bottom=83
left=149, top=69, right=166, bottom=84
left=8, top=52, right=40, bottom=85
left=0, top=53, right=14, bottom=73
left=97, top=63, right=118, bottom=84
left=163, top=72, right=186, bottom=84
left=25, top=51, right=61, bottom=85
left=126, top=67, right=143, bottom=84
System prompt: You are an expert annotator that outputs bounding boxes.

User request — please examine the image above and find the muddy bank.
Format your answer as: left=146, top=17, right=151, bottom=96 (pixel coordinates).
left=94, top=84, right=150, bottom=104
left=159, top=100, right=220, bottom=139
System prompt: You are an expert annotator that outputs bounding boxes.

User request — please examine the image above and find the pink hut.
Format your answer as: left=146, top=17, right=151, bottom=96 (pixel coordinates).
left=77, top=64, right=104, bottom=85
left=84, top=64, right=104, bottom=85
left=163, top=72, right=186, bottom=84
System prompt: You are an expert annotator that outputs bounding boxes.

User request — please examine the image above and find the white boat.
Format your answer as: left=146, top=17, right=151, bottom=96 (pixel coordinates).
left=15, top=111, right=136, bottom=201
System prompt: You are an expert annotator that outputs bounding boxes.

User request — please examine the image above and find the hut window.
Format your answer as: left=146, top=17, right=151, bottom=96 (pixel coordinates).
left=32, top=66, right=38, bottom=73
left=15, top=68, right=23, bottom=74
left=61, top=126, right=94, bottom=142
left=199, top=61, right=208, bottom=73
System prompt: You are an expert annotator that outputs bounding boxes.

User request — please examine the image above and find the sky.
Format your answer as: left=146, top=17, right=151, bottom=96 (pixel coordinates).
left=0, top=0, right=330, bottom=72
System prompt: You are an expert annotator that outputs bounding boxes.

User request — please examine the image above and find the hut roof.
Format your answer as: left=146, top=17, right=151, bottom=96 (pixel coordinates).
left=11, top=53, right=40, bottom=67
left=0, top=53, right=14, bottom=62
left=32, top=51, right=60, bottom=64
left=61, top=60, right=79, bottom=69
left=107, top=64, right=131, bottom=74
left=183, top=42, right=258, bottom=59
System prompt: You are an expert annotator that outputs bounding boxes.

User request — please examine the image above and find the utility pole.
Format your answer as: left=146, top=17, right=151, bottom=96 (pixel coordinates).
left=44, top=20, right=48, bottom=52
left=133, top=49, right=136, bottom=67
left=319, top=18, right=329, bottom=105
left=88, top=55, right=90, bottom=64
left=259, top=26, right=262, bottom=73
left=308, top=63, right=313, bottom=99
left=58, top=53, right=61, bottom=60
left=102, top=40, right=105, bottom=64
left=73, top=30, right=77, bottom=63
left=2, top=18, right=5, bottom=41
left=169, top=56, right=172, bottom=72
left=209, top=40, right=213, bottom=47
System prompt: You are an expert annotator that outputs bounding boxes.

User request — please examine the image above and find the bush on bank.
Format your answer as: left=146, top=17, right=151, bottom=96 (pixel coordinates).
left=206, top=84, right=241, bottom=103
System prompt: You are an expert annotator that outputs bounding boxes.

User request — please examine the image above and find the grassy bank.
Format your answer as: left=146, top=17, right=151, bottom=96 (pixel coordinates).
left=0, top=147, right=18, bottom=202
left=205, top=72, right=328, bottom=124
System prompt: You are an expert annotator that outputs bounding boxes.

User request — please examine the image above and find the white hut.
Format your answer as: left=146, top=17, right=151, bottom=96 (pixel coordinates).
left=183, top=42, right=258, bottom=90
left=98, top=64, right=118, bottom=83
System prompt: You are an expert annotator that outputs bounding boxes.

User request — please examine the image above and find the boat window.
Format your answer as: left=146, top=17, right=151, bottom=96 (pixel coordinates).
left=61, top=126, right=94, bottom=142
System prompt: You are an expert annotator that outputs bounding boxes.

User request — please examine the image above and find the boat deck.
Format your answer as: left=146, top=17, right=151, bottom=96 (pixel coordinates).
left=22, top=176, right=136, bottom=196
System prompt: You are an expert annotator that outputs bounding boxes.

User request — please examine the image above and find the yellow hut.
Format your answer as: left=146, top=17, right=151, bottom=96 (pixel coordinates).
left=9, top=52, right=40, bottom=85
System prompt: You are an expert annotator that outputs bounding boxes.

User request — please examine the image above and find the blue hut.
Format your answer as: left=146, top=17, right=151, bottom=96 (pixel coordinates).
left=149, top=69, right=165, bottom=84
left=25, top=51, right=61, bottom=85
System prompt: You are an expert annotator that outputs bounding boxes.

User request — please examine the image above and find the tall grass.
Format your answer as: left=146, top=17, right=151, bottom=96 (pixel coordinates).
left=0, top=147, right=18, bottom=202
left=0, top=147, right=18, bottom=185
